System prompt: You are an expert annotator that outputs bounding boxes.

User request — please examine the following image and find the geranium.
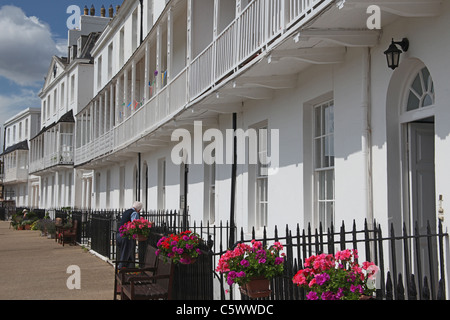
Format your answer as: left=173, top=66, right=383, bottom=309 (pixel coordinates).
left=119, top=217, right=152, bottom=240
left=292, top=249, right=378, bottom=300
left=156, top=230, right=201, bottom=264
left=216, top=240, right=285, bottom=287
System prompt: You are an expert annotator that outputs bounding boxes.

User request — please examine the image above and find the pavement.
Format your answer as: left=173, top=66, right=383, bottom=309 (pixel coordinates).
left=0, top=221, right=115, bottom=300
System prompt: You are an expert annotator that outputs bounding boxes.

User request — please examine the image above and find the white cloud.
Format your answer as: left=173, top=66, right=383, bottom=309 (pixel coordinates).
left=0, top=5, right=65, bottom=87
left=0, top=89, right=40, bottom=125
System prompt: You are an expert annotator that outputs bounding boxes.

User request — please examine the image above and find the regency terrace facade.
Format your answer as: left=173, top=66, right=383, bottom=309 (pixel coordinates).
left=8, top=0, right=450, bottom=296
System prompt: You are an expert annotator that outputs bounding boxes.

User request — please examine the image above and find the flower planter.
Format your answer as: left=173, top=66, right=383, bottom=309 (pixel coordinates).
left=179, top=253, right=197, bottom=265
left=136, top=235, right=148, bottom=242
left=239, top=277, right=271, bottom=298
left=157, top=231, right=201, bottom=264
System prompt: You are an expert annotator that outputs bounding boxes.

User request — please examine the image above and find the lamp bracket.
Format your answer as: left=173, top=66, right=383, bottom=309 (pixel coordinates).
left=394, top=38, right=409, bottom=52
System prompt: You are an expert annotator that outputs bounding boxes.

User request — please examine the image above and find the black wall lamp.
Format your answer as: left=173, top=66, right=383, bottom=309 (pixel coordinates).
left=384, top=38, right=409, bottom=70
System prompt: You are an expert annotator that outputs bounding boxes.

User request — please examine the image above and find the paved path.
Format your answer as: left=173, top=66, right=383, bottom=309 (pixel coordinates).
left=0, top=221, right=115, bottom=300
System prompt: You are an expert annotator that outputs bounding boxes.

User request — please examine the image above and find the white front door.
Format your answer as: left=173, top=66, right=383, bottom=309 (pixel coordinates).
left=407, top=121, right=437, bottom=286
left=408, top=122, right=436, bottom=229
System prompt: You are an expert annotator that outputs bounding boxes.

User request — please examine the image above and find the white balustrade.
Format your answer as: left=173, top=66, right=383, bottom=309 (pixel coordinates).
left=74, top=0, right=331, bottom=166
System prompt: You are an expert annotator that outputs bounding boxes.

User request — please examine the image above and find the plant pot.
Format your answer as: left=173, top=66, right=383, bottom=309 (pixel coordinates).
left=240, top=277, right=271, bottom=298
left=179, top=253, right=197, bottom=265
left=136, top=235, right=148, bottom=242
left=17, top=226, right=24, bottom=230
left=24, top=225, right=31, bottom=230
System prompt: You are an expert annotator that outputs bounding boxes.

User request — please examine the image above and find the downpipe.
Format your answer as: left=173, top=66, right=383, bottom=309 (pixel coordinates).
left=361, top=47, right=374, bottom=225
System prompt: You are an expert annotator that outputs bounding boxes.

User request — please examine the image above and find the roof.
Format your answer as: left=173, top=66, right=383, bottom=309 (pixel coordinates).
left=78, top=32, right=102, bottom=62
left=1, top=140, right=28, bottom=157
left=30, top=110, right=75, bottom=140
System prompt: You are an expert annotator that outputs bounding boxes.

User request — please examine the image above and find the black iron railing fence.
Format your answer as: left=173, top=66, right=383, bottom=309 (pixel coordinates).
left=37, top=208, right=448, bottom=300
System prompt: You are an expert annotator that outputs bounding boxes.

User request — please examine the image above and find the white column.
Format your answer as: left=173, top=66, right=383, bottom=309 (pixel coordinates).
left=104, top=89, right=109, bottom=134
left=167, top=7, right=173, bottom=82
left=156, top=25, right=161, bottom=91
left=124, top=68, right=129, bottom=117
left=144, top=41, right=150, bottom=101
left=116, top=77, right=121, bottom=123
left=131, top=60, right=136, bottom=108
left=110, top=84, right=115, bottom=129
left=186, top=0, right=192, bottom=101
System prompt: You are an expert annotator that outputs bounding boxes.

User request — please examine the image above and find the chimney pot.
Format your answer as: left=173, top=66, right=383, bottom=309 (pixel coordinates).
left=101, top=5, right=105, bottom=17
left=90, top=5, right=95, bottom=16
left=109, top=5, right=114, bottom=18
left=84, top=5, right=89, bottom=15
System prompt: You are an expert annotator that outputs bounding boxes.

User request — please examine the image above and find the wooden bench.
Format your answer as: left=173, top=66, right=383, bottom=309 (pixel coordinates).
left=114, top=244, right=159, bottom=300
left=59, top=220, right=78, bottom=246
left=119, top=255, right=174, bottom=300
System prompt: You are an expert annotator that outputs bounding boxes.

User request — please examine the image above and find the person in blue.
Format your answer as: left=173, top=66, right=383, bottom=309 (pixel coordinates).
left=117, top=201, right=143, bottom=269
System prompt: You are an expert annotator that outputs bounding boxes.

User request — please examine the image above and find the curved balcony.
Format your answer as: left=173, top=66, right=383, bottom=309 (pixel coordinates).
left=74, top=0, right=332, bottom=167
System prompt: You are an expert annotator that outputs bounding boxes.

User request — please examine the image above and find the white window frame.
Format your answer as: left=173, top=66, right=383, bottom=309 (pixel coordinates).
left=253, top=122, right=269, bottom=231
left=313, top=100, right=335, bottom=229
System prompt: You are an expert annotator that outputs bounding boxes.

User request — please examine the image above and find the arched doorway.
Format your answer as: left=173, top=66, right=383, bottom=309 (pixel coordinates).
left=386, top=58, right=437, bottom=287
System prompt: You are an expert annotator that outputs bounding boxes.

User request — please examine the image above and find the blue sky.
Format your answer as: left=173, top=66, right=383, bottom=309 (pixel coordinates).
left=0, top=0, right=123, bottom=136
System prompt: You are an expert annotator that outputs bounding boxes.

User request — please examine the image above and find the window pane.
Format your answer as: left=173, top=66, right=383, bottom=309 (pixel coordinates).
left=318, top=171, right=325, bottom=200
left=315, top=138, right=322, bottom=168
left=326, top=169, right=334, bottom=200
left=324, top=135, right=334, bottom=167
left=411, top=74, right=423, bottom=97
left=326, top=202, right=334, bottom=228
left=315, top=107, right=322, bottom=136
left=423, top=94, right=433, bottom=107
left=407, top=91, right=420, bottom=111
left=325, top=105, right=334, bottom=134
left=421, top=67, right=431, bottom=91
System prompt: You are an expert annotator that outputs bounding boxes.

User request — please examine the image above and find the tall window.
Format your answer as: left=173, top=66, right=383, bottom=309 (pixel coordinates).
left=256, top=124, right=268, bottom=230
left=119, top=28, right=125, bottom=66
left=108, top=43, right=113, bottom=79
left=60, top=82, right=65, bottom=110
left=158, top=158, right=166, bottom=210
left=70, top=74, right=75, bottom=103
left=204, top=147, right=216, bottom=225
left=314, top=100, right=335, bottom=229
left=53, top=88, right=58, bottom=113
left=97, top=55, right=103, bottom=89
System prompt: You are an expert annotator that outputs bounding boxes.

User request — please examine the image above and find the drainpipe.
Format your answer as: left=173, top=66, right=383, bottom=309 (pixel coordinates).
left=361, top=47, right=374, bottom=224
left=229, top=113, right=237, bottom=248
left=138, top=152, right=141, bottom=201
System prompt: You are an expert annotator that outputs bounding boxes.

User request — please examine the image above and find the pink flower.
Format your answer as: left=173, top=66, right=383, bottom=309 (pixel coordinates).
left=306, top=291, right=318, bottom=300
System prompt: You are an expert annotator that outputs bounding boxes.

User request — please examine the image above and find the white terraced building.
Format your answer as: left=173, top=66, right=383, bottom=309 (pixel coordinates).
left=28, top=8, right=112, bottom=209
left=1, top=108, right=41, bottom=206
left=5, top=0, right=447, bottom=297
